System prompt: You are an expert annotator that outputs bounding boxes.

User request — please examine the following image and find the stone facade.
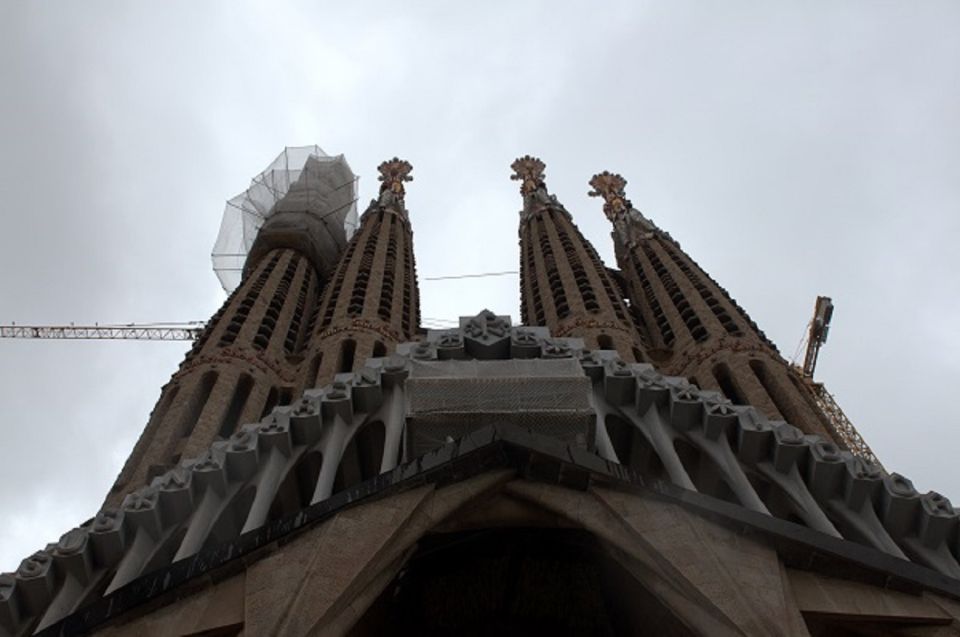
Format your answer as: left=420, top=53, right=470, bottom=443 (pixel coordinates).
left=4, top=153, right=958, bottom=637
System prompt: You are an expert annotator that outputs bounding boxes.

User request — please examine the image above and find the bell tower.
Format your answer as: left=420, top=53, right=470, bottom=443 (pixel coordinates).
left=589, top=170, right=836, bottom=441
left=513, top=156, right=645, bottom=360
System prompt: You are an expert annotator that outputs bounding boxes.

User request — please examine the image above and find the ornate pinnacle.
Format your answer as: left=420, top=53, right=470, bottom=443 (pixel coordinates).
left=588, top=171, right=632, bottom=219
left=377, top=157, right=413, bottom=199
left=510, top=155, right=546, bottom=196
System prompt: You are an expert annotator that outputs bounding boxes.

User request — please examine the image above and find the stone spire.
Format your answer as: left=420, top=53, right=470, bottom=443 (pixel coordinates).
left=514, top=156, right=646, bottom=361
left=305, top=157, right=420, bottom=389
left=591, top=169, right=838, bottom=442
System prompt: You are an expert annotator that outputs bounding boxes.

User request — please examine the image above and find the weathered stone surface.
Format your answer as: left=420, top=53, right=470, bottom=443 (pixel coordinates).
left=246, top=486, right=431, bottom=636
left=594, top=486, right=798, bottom=636
left=95, top=573, right=244, bottom=637
left=788, top=568, right=951, bottom=622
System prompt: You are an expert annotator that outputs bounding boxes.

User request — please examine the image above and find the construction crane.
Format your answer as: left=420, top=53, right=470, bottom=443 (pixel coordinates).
left=0, top=323, right=204, bottom=341
left=793, top=296, right=880, bottom=466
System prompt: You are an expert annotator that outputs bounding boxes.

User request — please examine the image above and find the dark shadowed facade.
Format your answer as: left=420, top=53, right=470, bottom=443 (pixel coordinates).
left=4, top=150, right=960, bottom=636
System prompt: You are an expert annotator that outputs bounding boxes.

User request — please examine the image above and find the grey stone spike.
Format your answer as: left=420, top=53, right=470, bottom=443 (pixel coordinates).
left=410, top=341, right=436, bottom=361
left=734, top=409, right=774, bottom=464
left=153, top=464, right=193, bottom=524
left=322, top=381, right=353, bottom=422
left=0, top=572, right=19, bottom=633
left=289, top=395, right=322, bottom=445
left=578, top=350, right=605, bottom=381
left=88, top=509, right=126, bottom=566
left=880, top=473, right=921, bottom=539
left=603, top=359, right=635, bottom=405
left=772, top=422, right=809, bottom=473
left=189, top=446, right=229, bottom=495
left=805, top=438, right=846, bottom=500
left=460, top=310, right=512, bottom=360
left=660, top=373, right=693, bottom=391
left=697, top=388, right=726, bottom=404
left=668, top=385, right=703, bottom=432
left=257, top=412, right=293, bottom=455
left=635, top=371, right=670, bottom=414
left=121, top=487, right=163, bottom=539
left=510, top=327, right=544, bottom=359
left=435, top=331, right=467, bottom=360
left=14, top=550, right=54, bottom=616
left=51, top=528, right=93, bottom=584
left=351, top=366, right=384, bottom=413
left=701, top=399, right=737, bottom=441
left=380, top=355, right=410, bottom=388
left=919, top=492, right=958, bottom=549
left=632, top=362, right=658, bottom=376
left=541, top=338, right=574, bottom=359
left=842, top=454, right=883, bottom=510
left=225, top=427, right=260, bottom=481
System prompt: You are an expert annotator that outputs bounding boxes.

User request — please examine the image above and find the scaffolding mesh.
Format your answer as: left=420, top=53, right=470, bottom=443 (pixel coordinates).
left=406, top=359, right=594, bottom=457
left=211, top=146, right=359, bottom=292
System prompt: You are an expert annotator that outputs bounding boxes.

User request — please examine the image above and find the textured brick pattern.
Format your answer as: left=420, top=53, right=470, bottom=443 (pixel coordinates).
left=592, top=172, right=836, bottom=442
left=513, top=156, right=645, bottom=361
left=105, top=247, right=322, bottom=507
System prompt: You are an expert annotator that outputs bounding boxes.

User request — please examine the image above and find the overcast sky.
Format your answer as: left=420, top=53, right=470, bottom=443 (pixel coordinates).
left=1, top=1, right=958, bottom=570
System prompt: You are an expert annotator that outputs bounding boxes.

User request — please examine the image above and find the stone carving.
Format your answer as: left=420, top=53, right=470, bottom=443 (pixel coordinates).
left=588, top=171, right=632, bottom=220
left=377, top=157, right=413, bottom=205
left=510, top=155, right=546, bottom=195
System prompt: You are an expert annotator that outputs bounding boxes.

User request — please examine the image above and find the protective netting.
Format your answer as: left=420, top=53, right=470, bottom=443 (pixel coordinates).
left=212, top=145, right=359, bottom=292
left=405, top=359, right=594, bottom=457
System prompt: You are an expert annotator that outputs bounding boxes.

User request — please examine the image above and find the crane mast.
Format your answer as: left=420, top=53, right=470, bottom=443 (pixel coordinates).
left=794, top=296, right=880, bottom=465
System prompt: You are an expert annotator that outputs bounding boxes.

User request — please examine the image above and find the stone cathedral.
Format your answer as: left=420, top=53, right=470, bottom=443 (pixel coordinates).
left=4, top=148, right=960, bottom=636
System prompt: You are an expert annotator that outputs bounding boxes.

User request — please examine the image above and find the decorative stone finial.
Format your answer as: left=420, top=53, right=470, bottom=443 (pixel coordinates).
left=510, top=155, right=546, bottom=196
left=377, top=158, right=413, bottom=202
left=588, top=171, right=632, bottom=219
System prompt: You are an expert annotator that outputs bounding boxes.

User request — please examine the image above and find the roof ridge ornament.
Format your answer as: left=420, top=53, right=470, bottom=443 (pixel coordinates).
left=377, top=157, right=413, bottom=208
left=588, top=171, right=632, bottom=220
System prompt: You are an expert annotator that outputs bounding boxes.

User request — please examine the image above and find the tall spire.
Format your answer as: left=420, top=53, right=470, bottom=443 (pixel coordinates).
left=513, top=156, right=646, bottom=361
left=592, top=168, right=840, bottom=443
left=305, top=157, right=420, bottom=389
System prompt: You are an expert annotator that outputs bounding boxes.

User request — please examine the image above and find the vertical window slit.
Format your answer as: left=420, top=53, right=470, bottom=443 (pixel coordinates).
left=218, top=374, right=254, bottom=439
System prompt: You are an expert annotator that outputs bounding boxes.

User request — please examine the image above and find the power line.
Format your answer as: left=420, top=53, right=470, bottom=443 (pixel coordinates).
left=421, top=270, right=519, bottom=281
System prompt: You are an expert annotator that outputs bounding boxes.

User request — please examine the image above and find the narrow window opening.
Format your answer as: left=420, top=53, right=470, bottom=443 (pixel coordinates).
left=217, top=374, right=254, bottom=439
left=180, top=371, right=218, bottom=439
left=597, top=334, right=614, bottom=350
left=260, top=386, right=279, bottom=420
left=373, top=341, right=387, bottom=358
left=713, top=363, right=746, bottom=405
left=750, top=359, right=794, bottom=422
left=339, top=339, right=357, bottom=373
left=307, top=353, right=323, bottom=388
